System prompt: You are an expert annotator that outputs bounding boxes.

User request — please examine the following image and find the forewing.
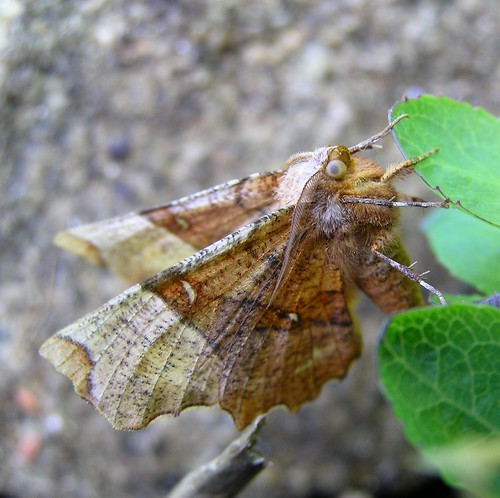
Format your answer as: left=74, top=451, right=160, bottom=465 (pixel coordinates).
left=41, top=207, right=361, bottom=430
left=54, top=172, right=282, bottom=282
left=41, top=207, right=293, bottom=429
left=214, top=235, right=362, bottom=429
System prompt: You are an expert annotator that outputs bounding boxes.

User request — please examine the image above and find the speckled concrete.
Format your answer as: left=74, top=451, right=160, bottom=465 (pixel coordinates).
left=1, top=1, right=498, bottom=496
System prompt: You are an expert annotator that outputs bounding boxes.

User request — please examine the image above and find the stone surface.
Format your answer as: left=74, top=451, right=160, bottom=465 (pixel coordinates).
left=1, top=1, right=498, bottom=496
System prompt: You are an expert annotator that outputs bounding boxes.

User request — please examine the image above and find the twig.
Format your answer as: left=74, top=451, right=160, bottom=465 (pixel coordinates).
left=167, top=416, right=267, bottom=498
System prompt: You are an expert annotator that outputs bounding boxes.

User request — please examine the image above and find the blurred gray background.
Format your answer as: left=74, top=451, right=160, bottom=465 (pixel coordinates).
left=1, top=1, right=499, bottom=497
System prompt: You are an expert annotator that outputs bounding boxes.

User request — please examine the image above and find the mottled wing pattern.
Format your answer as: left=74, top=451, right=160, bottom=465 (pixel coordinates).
left=54, top=172, right=282, bottom=282
left=41, top=207, right=361, bottom=430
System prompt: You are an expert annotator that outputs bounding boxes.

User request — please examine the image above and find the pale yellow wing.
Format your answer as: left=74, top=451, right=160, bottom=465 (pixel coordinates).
left=55, top=172, right=282, bottom=282
left=41, top=207, right=361, bottom=430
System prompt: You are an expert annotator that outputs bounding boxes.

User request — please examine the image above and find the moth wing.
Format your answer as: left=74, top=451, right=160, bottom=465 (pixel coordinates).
left=355, top=237, right=424, bottom=313
left=55, top=171, right=282, bottom=282
left=41, top=207, right=361, bottom=430
left=214, top=231, right=362, bottom=429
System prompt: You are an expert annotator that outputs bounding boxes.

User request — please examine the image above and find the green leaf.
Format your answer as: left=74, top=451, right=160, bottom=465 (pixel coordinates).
left=432, top=294, right=486, bottom=306
left=389, top=95, right=500, bottom=225
left=425, top=437, right=500, bottom=498
left=378, top=305, right=500, bottom=446
left=422, top=208, right=500, bottom=294
left=378, top=304, right=500, bottom=494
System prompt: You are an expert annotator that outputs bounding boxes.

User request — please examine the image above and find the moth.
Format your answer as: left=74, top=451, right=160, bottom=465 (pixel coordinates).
left=40, top=115, right=446, bottom=430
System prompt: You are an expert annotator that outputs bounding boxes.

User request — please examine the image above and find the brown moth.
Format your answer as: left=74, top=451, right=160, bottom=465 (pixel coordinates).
left=40, top=116, right=445, bottom=430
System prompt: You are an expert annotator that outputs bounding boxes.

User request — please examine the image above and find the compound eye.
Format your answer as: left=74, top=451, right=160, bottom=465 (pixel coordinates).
left=325, top=159, right=347, bottom=179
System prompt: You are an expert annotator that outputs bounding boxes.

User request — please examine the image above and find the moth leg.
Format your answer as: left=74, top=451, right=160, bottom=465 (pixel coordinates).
left=341, top=196, right=450, bottom=209
left=396, top=193, right=451, bottom=209
left=381, top=148, right=438, bottom=182
left=370, top=238, right=447, bottom=305
left=392, top=198, right=449, bottom=209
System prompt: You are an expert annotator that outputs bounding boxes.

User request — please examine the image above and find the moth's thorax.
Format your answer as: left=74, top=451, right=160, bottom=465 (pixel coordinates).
left=278, top=151, right=400, bottom=239
left=275, top=147, right=329, bottom=207
left=315, top=171, right=399, bottom=238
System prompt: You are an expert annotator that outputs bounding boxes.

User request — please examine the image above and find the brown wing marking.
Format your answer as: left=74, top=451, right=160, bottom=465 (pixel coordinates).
left=41, top=208, right=291, bottom=429
left=215, top=237, right=361, bottom=429
left=40, top=283, right=220, bottom=426
left=54, top=172, right=282, bottom=282
left=147, top=212, right=361, bottom=429
left=142, top=171, right=282, bottom=248
left=42, top=206, right=361, bottom=430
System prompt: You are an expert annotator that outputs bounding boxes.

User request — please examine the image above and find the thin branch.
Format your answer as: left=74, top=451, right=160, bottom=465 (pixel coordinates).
left=167, top=416, right=267, bottom=498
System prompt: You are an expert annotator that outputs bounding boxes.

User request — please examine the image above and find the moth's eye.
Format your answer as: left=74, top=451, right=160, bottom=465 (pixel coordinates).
left=325, top=159, right=347, bottom=179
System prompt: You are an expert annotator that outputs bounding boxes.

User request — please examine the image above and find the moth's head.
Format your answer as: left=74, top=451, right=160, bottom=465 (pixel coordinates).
left=321, top=145, right=353, bottom=181
left=275, top=144, right=363, bottom=208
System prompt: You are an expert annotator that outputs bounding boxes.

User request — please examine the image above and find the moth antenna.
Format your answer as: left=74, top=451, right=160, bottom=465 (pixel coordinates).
left=353, top=120, right=496, bottom=226
left=348, top=114, right=409, bottom=154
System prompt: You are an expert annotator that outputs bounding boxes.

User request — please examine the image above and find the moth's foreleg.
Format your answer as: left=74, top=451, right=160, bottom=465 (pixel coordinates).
left=342, top=196, right=450, bottom=209
left=370, top=239, right=447, bottom=305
